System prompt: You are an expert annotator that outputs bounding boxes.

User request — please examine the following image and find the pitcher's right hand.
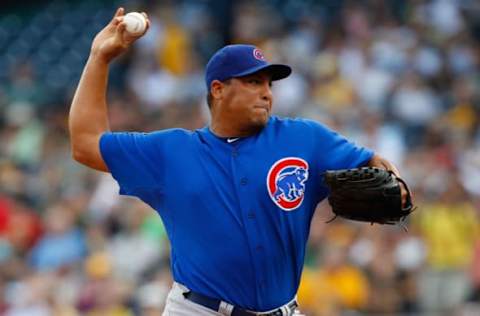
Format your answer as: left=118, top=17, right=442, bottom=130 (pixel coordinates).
left=90, top=8, right=150, bottom=63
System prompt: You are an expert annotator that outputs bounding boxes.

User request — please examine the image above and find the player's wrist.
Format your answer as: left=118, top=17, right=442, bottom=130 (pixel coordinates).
left=89, top=50, right=113, bottom=66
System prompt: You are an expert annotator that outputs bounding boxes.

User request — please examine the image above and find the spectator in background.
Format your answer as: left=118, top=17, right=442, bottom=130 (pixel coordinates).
left=311, top=52, right=358, bottom=119
left=298, top=222, right=369, bottom=315
left=136, top=266, right=172, bottom=316
left=442, top=76, right=479, bottom=146
left=29, top=203, right=86, bottom=272
left=106, top=201, right=164, bottom=283
left=354, top=114, right=406, bottom=168
left=390, top=70, right=441, bottom=147
left=3, top=102, right=45, bottom=170
left=77, top=252, right=133, bottom=316
left=363, top=234, right=402, bottom=314
left=4, top=63, right=46, bottom=106
left=414, top=175, right=480, bottom=313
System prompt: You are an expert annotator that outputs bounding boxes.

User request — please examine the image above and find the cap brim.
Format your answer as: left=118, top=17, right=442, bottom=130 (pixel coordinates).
left=233, top=64, right=292, bottom=81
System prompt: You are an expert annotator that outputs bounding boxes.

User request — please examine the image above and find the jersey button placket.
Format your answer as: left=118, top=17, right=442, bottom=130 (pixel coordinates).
left=231, top=156, right=264, bottom=294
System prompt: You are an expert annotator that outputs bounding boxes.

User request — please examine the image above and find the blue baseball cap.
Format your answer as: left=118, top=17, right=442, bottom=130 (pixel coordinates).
left=205, top=44, right=292, bottom=90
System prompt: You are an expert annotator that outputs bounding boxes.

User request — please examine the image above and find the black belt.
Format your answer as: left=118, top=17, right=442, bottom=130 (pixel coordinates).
left=183, top=290, right=298, bottom=316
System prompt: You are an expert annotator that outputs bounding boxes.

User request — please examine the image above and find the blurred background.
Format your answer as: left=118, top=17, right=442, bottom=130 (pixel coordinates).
left=0, top=0, right=479, bottom=315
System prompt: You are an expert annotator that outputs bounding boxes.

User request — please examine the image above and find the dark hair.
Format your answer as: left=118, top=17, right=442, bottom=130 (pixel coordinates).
left=206, top=92, right=213, bottom=109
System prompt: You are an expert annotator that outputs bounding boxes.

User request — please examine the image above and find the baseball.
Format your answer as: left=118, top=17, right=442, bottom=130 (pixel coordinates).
left=123, top=12, right=147, bottom=35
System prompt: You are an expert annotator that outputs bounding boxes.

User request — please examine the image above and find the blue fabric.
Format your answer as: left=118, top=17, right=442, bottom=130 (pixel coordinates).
left=205, top=44, right=291, bottom=88
left=99, top=116, right=373, bottom=311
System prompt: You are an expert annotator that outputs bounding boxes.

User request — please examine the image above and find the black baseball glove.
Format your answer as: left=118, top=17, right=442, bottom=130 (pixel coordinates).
left=324, top=167, right=414, bottom=225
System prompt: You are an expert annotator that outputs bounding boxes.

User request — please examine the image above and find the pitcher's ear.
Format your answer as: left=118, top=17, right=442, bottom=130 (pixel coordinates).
left=210, top=80, right=224, bottom=98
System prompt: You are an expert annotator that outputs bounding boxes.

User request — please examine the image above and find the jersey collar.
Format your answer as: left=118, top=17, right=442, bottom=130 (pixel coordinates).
left=196, top=117, right=274, bottom=147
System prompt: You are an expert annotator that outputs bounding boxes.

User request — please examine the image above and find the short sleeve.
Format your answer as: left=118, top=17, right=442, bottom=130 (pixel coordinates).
left=310, top=121, right=374, bottom=171
left=99, top=131, right=165, bottom=197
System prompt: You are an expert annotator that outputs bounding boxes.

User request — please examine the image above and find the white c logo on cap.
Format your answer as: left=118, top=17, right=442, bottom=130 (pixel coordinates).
left=253, top=48, right=266, bottom=61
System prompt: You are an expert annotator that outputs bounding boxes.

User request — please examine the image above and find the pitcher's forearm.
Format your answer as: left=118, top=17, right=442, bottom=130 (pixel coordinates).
left=70, top=54, right=110, bottom=137
left=68, top=8, right=150, bottom=172
left=69, top=54, right=111, bottom=170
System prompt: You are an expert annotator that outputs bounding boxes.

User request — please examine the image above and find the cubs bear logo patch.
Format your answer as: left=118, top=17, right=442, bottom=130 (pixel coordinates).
left=267, top=157, right=309, bottom=211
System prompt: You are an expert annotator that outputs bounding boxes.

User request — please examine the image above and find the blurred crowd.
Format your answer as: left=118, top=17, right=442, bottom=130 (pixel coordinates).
left=0, top=0, right=480, bottom=315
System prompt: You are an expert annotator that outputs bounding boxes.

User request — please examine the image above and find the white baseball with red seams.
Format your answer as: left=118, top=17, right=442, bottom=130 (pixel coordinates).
left=123, top=12, right=146, bottom=35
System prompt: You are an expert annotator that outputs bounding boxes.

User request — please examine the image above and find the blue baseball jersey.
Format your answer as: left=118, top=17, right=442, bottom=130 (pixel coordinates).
left=99, top=116, right=373, bottom=311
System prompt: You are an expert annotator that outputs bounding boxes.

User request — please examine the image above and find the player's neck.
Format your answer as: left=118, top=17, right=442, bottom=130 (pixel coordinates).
left=210, top=120, right=262, bottom=138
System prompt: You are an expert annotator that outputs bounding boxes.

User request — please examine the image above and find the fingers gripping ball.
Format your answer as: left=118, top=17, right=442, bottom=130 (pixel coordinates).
left=123, top=12, right=147, bottom=35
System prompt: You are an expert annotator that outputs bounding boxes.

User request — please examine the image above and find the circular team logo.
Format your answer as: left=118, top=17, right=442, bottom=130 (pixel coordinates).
left=267, top=157, right=309, bottom=211
left=253, top=48, right=266, bottom=61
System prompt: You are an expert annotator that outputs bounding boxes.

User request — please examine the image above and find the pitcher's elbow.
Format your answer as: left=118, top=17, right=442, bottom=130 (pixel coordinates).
left=71, top=146, right=86, bottom=164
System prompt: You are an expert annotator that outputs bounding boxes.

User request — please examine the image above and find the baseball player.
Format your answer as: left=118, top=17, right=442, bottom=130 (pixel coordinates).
left=69, top=8, right=407, bottom=316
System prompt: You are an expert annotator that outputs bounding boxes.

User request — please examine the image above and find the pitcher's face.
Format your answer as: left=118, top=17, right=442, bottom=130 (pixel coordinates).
left=220, top=71, right=273, bottom=129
